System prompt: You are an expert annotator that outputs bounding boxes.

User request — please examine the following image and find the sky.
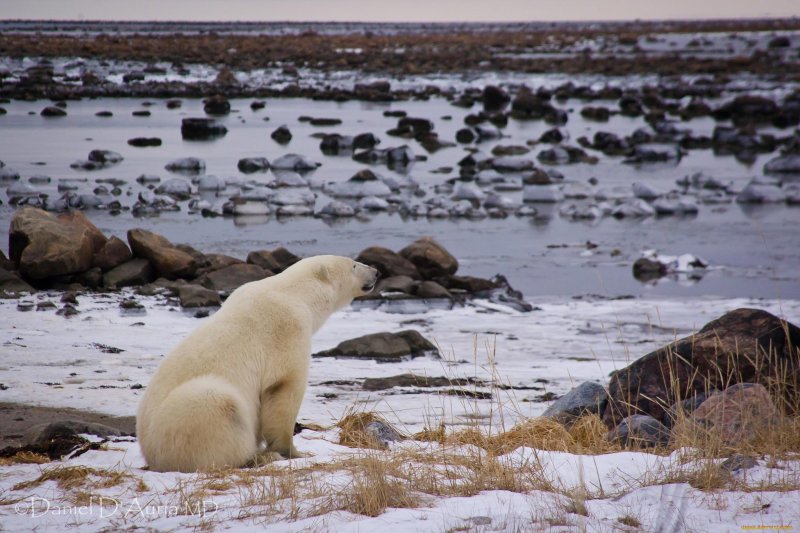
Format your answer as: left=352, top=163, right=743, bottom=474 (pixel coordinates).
left=0, top=0, right=798, bottom=23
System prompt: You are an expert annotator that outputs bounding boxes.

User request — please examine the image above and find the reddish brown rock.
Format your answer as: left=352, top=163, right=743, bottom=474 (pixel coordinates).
left=603, top=308, right=800, bottom=428
left=356, top=246, right=421, bottom=280
left=127, top=228, right=198, bottom=280
left=398, top=237, right=458, bottom=279
left=93, top=236, right=132, bottom=272
left=57, top=211, right=107, bottom=253
left=690, top=383, right=782, bottom=445
left=197, top=263, right=270, bottom=293
left=246, top=247, right=299, bottom=273
left=9, top=207, right=97, bottom=280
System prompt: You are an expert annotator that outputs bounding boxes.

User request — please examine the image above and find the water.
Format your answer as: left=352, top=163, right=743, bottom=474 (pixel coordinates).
left=1, top=96, right=798, bottom=299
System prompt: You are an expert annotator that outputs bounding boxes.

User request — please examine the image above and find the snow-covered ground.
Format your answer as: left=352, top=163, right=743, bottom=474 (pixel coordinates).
left=1, top=293, right=799, bottom=531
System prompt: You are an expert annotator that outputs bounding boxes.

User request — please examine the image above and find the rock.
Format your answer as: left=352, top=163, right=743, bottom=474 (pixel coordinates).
left=543, top=382, right=608, bottom=427
left=9, top=208, right=102, bottom=280
left=272, top=154, right=321, bottom=171
left=736, top=181, right=786, bottom=203
left=92, top=236, right=132, bottom=272
left=662, top=390, right=717, bottom=428
left=317, top=201, right=355, bottom=217
left=491, top=156, right=535, bottom=172
left=624, top=143, right=682, bottom=164
left=127, top=229, right=198, bottom=280
left=363, top=420, right=403, bottom=448
left=23, top=420, right=122, bottom=446
left=448, top=181, right=483, bottom=202
left=690, top=383, right=782, bottom=445
left=632, top=182, right=661, bottom=200
left=313, top=330, right=438, bottom=361
left=155, top=177, right=192, bottom=200
left=356, top=246, right=421, bottom=279
left=606, top=415, right=671, bottom=448
left=611, top=199, right=656, bottom=218
left=483, top=85, right=509, bottom=110
left=0, top=268, right=35, bottom=296
left=271, top=125, right=292, bottom=144
left=246, top=248, right=300, bottom=273
left=203, top=95, right=230, bottom=115
left=374, top=275, right=417, bottom=295
left=720, top=454, right=757, bottom=473
left=764, top=154, right=800, bottom=175
left=178, top=284, right=221, bottom=308
left=196, top=175, right=224, bottom=191
left=198, top=263, right=270, bottom=293
left=324, top=172, right=393, bottom=198
left=362, top=374, right=471, bottom=391
left=632, top=257, right=667, bottom=281
left=522, top=185, right=563, bottom=203
left=399, top=237, right=458, bottom=279
left=165, top=157, right=205, bottom=174
left=456, top=128, right=476, bottom=143
left=103, top=258, right=155, bottom=288
left=235, top=157, right=270, bottom=173
left=128, top=137, right=162, bottom=147
left=88, top=150, right=123, bottom=165
left=414, top=280, right=451, bottom=299
left=652, top=197, right=699, bottom=215
left=41, top=106, right=67, bottom=117
left=358, top=196, right=389, bottom=211
left=269, top=189, right=316, bottom=206
left=180, top=118, right=227, bottom=140
left=581, top=106, right=610, bottom=121
left=603, top=308, right=800, bottom=428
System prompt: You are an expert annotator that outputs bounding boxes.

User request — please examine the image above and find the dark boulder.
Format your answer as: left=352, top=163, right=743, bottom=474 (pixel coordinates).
left=181, top=118, right=227, bottom=140
left=606, top=415, right=671, bottom=448
left=127, top=229, right=198, bottom=280
left=246, top=247, right=300, bottom=273
left=356, top=246, right=421, bottom=279
left=313, top=330, right=438, bottom=361
left=103, top=258, right=155, bottom=288
left=603, top=308, right=800, bottom=428
left=196, top=263, right=270, bottom=293
left=178, top=284, right=222, bottom=308
left=203, top=95, right=231, bottom=115
left=9, top=208, right=103, bottom=280
left=543, top=382, right=608, bottom=427
left=399, top=237, right=458, bottom=279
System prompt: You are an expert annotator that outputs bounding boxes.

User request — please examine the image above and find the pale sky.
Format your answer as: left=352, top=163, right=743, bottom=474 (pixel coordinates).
left=0, top=0, right=798, bottom=22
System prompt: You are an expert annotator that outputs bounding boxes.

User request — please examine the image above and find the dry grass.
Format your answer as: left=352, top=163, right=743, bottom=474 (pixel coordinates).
left=12, top=465, right=130, bottom=491
left=0, top=451, right=50, bottom=465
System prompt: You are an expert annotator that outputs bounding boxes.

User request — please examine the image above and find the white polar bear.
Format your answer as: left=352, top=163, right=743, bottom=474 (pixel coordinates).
left=136, top=255, right=378, bottom=472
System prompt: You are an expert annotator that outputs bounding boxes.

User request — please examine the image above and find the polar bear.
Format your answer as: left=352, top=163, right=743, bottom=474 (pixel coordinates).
left=136, top=255, right=379, bottom=472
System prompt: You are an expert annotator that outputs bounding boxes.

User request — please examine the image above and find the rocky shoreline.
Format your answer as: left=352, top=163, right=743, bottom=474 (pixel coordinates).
left=2, top=206, right=530, bottom=312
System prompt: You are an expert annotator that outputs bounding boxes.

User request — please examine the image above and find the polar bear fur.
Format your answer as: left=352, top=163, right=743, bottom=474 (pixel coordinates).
left=136, top=255, right=379, bottom=472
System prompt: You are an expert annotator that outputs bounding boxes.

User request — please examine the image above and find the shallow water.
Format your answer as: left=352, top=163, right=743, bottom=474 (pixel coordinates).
left=1, top=96, right=798, bottom=299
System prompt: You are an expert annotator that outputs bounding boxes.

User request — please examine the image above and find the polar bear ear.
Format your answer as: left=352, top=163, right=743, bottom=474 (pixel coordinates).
left=315, top=264, right=332, bottom=283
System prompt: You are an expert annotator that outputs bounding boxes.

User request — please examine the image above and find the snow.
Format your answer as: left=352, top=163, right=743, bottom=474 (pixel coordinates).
left=1, top=293, right=799, bottom=531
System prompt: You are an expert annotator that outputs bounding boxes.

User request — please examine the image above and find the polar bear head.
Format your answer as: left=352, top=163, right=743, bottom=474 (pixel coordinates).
left=287, top=255, right=379, bottom=307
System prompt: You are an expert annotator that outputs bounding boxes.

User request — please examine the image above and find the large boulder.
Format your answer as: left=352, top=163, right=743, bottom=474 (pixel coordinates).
left=93, top=236, right=133, bottom=271
left=103, top=258, right=155, bottom=288
left=9, top=208, right=104, bottom=280
left=127, top=229, right=198, bottom=280
left=690, top=383, right=782, bottom=445
left=356, top=246, right=421, bottom=279
left=399, top=237, right=458, bottom=279
left=181, top=118, right=228, bottom=140
left=246, top=247, right=300, bottom=273
left=313, top=330, right=438, bottom=361
left=196, top=263, right=270, bottom=293
left=603, top=308, right=800, bottom=428
left=178, top=284, right=222, bottom=308
left=0, top=268, right=35, bottom=296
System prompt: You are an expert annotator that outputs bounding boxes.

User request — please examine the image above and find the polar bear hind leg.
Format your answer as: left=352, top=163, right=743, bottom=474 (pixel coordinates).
left=142, top=375, right=258, bottom=472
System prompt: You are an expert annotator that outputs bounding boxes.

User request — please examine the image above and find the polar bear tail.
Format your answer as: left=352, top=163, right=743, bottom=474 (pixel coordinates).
left=140, top=375, right=258, bottom=472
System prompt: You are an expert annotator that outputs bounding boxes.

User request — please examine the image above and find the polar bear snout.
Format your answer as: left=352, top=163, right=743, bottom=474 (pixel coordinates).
left=359, top=264, right=380, bottom=293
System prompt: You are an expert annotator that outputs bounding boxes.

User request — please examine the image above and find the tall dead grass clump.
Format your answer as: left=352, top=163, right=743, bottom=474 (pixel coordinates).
left=336, top=408, right=404, bottom=449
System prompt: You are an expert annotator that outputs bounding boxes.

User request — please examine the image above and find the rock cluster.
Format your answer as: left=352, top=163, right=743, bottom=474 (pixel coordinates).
left=3, top=209, right=529, bottom=313
left=542, top=308, right=800, bottom=448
